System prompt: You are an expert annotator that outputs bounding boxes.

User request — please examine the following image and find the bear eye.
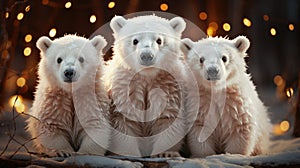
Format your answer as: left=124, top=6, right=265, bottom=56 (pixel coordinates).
left=222, top=56, right=228, bottom=63
left=200, top=57, right=205, bottom=64
left=133, top=39, right=139, bottom=45
left=79, top=57, right=84, bottom=63
left=57, top=57, right=62, bottom=64
left=156, top=38, right=162, bottom=45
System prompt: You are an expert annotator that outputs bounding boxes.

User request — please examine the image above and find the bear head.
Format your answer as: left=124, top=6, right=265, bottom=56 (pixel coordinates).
left=110, top=15, right=186, bottom=75
left=36, top=35, right=107, bottom=91
left=181, top=36, right=250, bottom=89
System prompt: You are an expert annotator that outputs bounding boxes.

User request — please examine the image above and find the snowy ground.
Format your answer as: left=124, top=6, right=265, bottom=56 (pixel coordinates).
left=1, top=87, right=300, bottom=167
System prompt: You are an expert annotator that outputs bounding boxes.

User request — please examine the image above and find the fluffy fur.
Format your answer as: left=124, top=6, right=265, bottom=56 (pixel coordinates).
left=182, top=36, right=271, bottom=157
left=27, top=35, right=111, bottom=156
left=105, top=15, right=188, bottom=157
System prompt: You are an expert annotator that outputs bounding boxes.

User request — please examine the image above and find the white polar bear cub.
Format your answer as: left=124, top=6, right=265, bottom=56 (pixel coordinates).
left=27, top=35, right=111, bottom=157
left=182, top=36, right=271, bottom=157
left=105, top=15, right=187, bottom=157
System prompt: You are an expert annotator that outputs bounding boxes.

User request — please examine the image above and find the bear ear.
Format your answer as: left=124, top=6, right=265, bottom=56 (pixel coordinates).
left=169, top=17, right=186, bottom=34
left=233, top=36, right=250, bottom=53
left=90, top=35, right=107, bottom=52
left=110, top=16, right=127, bottom=33
left=181, top=38, right=194, bottom=59
left=36, top=36, right=52, bottom=53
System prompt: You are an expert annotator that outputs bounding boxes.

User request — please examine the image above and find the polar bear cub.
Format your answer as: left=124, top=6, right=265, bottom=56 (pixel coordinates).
left=105, top=15, right=188, bottom=157
left=27, top=35, right=110, bottom=156
left=182, top=36, right=271, bottom=157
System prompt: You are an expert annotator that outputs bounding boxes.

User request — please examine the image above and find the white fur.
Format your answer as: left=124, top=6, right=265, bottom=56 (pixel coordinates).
left=106, top=15, right=187, bottom=157
left=182, top=36, right=271, bottom=157
left=27, top=35, right=111, bottom=156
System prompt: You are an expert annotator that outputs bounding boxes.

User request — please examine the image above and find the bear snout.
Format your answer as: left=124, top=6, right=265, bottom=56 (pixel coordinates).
left=206, top=67, right=220, bottom=81
left=140, top=52, right=155, bottom=66
left=63, top=69, right=76, bottom=83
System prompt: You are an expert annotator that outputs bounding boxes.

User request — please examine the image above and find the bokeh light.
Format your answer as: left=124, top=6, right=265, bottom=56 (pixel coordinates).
left=223, top=23, right=231, bottom=31
left=16, top=77, right=26, bottom=87
left=160, top=3, right=168, bottom=11
left=270, top=27, right=276, bottom=36
left=25, top=34, right=32, bottom=43
left=280, top=120, right=290, bottom=132
left=9, top=95, right=23, bottom=108
left=25, top=5, right=31, bottom=12
left=90, top=15, right=96, bottom=23
left=243, top=18, right=252, bottom=27
left=17, top=13, right=24, bottom=20
left=108, top=1, right=115, bottom=9
left=288, top=24, right=294, bottom=31
left=49, top=28, right=57, bottom=37
left=23, top=47, right=31, bottom=56
left=199, top=12, right=207, bottom=20
left=273, top=75, right=284, bottom=86
left=65, top=2, right=72, bottom=9
left=263, top=15, right=269, bottom=21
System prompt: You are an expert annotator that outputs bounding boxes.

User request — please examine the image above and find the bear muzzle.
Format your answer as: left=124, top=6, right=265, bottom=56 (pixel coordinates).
left=139, top=52, right=155, bottom=66
left=206, top=67, right=220, bottom=81
left=63, top=68, right=77, bottom=83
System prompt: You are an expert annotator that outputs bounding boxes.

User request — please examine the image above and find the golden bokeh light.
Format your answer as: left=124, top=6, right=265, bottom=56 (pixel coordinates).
left=90, top=15, right=96, bottom=23
left=288, top=24, right=294, bottom=31
left=273, top=124, right=283, bottom=135
left=16, top=104, right=25, bottom=113
left=207, top=26, right=216, bottom=37
left=160, top=3, right=168, bottom=11
left=9, top=95, right=23, bottom=108
left=209, top=22, right=218, bottom=30
left=286, top=87, right=294, bottom=98
left=273, top=75, right=284, bottom=86
left=65, top=2, right=72, bottom=9
left=263, top=15, right=269, bottom=21
left=243, top=18, right=252, bottom=27
left=108, top=1, right=115, bottom=9
left=23, top=47, right=31, bottom=56
left=16, top=77, right=26, bottom=87
left=17, top=13, right=24, bottom=20
left=25, top=34, right=32, bottom=43
left=25, top=5, right=31, bottom=12
left=270, top=28, right=276, bottom=36
left=49, top=28, right=57, bottom=37
left=280, top=120, right=290, bottom=132
left=5, top=12, right=9, bottom=19
left=223, top=23, right=231, bottom=31
left=199, top=12, right=207, bottom=20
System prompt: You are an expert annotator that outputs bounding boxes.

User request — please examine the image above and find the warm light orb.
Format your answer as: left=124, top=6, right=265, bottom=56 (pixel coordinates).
left=23, top=47, right=31, bottom=56
left=42, top=0, right=49, bottom=5
left=288, top=24, right=294, bottom=31
left=160, top=3, right=168, bottom=11
left=9, top=95, right=23, bottom=108
left=65, top=2, right=72, bottom=9
left=5, top=12, right=9, bottom=19
left=270, top=28, right=276, bottom=36
left=263, top=15, right=269, bottom=21
left=286, top=87, right=294, bottom=98
left=49, top=28, right=57, bottom=37
left=273, top=124, right=283, bottom=135
left=25, top=34, right=32, bottom=43
left=16, top=77, right=26, bottom=87
left=243, top=18, right=252, bottom=27
left=25, top=5, right=31, bottom=12
left=17, top=13, right=24, bottom=20
left=273, top=75, right=284, bottom=86
left=207, top=27, right=215, bottom=37
left=90, top=15, right=96, bottom=23
left=209, top=22, right=218, bottom=30
left=108, top=1, right=115, bottom=9
left=16, top=104, right=25, bottom=113
left=280, top=120, right=290, bottom=132
left=199, top=12, right=207, bottom=20
left=223, top=23, right=231, bottom=31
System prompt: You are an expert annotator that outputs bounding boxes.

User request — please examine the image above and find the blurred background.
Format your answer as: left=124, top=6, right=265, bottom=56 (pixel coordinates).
left=0, top=0, right=299, bottom=149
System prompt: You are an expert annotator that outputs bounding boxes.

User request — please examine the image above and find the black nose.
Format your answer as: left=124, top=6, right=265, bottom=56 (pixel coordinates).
left=207, top=67, right=220, bottom=80
left=64, top=69, right=75, bottom=79
left=140, top=52, right=154, bottom=63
